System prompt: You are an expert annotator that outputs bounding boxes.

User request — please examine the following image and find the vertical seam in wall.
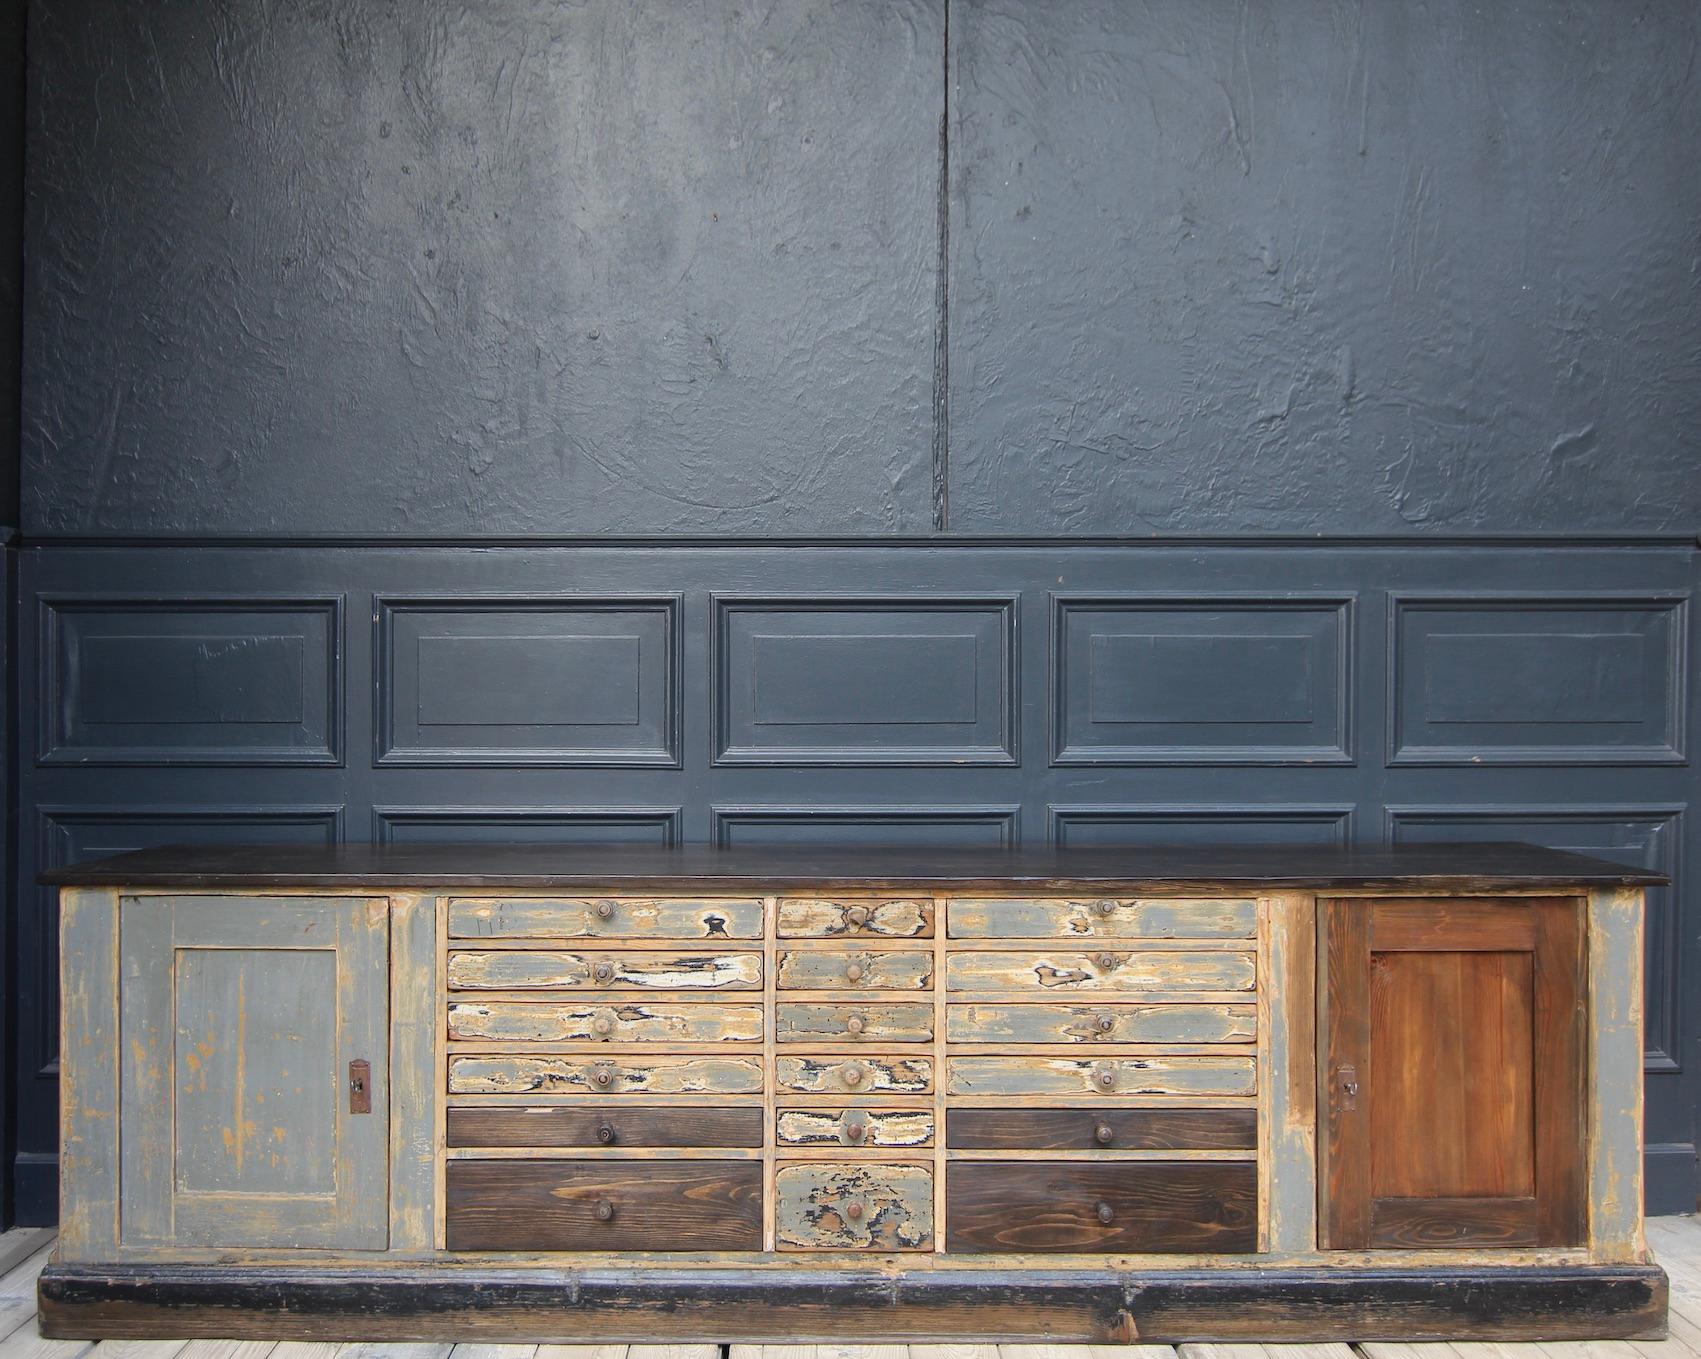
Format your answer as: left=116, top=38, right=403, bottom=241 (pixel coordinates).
left=931, top=0, right=951, bottom=533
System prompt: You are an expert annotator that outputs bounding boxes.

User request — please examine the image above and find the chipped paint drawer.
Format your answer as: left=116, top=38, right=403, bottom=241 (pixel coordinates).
left=448, top=999, right=764, bottom=1044
left=777, top=897, right=934, bottom=938
left=776, top=1001, right=934, bottom=1044
left=945, top=1001, right=1256, bottom=1045
left=448, top=896, right=765, bottom=940
left=447, top=949, right=762, bottom=991
left=944, top=1054, right=1257, bottom=1098
left=947, top=896, right=1258, bottom=940
left=943, top=949, right=1255, bottom=993
left=775, top=1162, right=934, bottom=1250
left=774, top=1054, right=934, bottom=1095
left=447, top=1052, right=765, bottom=1095
left=776, top=1107, right=936, bottom=1150
left=776, top=947, right=934, bottom=991
left=446, top=1159, right=763, bottom=1251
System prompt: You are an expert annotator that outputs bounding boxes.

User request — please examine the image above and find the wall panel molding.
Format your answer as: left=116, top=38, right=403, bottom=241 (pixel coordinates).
left=373, top=805, right=682, bottom=847
left=375, top=595, right=682, bottom=767
left=1387, top=594, right=1688, bottom=766
left=1050, top=804, right=1355, bottom=849
left=1050, top=595, right=1354, bottom=766
left=712, top=804, right=1020, bottom=849
left=37, top=595, right=343, bottom=766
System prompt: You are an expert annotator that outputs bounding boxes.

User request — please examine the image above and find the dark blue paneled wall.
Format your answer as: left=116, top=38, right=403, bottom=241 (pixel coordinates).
left=12, top=0, right=1701, bottom=1222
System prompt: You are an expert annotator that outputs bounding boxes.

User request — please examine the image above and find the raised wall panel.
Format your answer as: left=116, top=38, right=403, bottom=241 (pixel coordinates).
left=713, top=806, right=1019, bottom=849
left=1050, top=805, right=1354, bottom=849
left=1389, top=597, right=1687, bottom=765
left=376, top=597, right=680, bottom=767
left=714, top=597, right=1017, bottom=765
left=1388, top=806, right=1684, bottom=1072
left=373, top=806, right=681, bottom=847
left=1052, top=597, right=1352, bottom=765
left=38, top=597, right=341, bottom=766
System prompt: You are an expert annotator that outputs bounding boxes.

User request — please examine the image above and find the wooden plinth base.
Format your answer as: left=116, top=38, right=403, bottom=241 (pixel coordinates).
left=39, top=1259, right=1669, bottom=1342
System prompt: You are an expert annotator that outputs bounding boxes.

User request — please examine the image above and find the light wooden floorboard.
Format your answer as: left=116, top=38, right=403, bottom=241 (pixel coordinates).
left=0, top=1217, right=1697, bottom=1352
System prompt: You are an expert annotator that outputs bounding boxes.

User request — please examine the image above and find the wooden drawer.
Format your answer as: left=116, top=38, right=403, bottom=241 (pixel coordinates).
left=448, top=896, right=764, bottom=940
left=446, top=1159, right=762, bottom=1251
left=776, top=1107, right=935, bottom=1149
left=449, top=1000, right=764, bottom=1044
left=944, top=949, right=1255, bottom=993
left=945, top=1055, right=1256, bottom=1097
left=448, top=949, right=762, bottom=991
left=775, top=1162, right=934, bottom=1250
left=948, top=897, right=1256, bottom=939
left=947, top=1107, right=1258, bottom=1151
left=448, top=1052, right=764, bottom=1095
left=778, top=897, right=934, bottom=939
left=447, top=1105, right=764, bottom=1149
left=775, top=1054, right=934, bottom=1095
left=776, top=948, right=933, bottom=991
left=776, top=1002, right=934, bottom=1044
left=945, top=1161, right=1256, bottom=1253
left=946, top=1001, right=1256, bottom=1045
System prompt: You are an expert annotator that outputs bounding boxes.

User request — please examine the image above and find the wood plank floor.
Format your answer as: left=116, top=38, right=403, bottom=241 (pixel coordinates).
left=6, top=1217, right=1701, bottom=1356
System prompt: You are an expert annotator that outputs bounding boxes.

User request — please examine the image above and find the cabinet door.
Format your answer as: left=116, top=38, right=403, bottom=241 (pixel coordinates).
left=1320, top=896, right=1585, bottom=1249
left=120, top=895, right=389, bottom=1249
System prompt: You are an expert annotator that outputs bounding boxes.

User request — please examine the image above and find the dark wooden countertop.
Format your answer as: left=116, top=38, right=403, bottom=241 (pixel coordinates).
left=40, top=842, right=1665, bottom=892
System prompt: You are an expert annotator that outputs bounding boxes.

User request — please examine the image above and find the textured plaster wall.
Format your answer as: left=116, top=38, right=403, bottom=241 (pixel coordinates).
left=19, top=0, right=1701, bottom=535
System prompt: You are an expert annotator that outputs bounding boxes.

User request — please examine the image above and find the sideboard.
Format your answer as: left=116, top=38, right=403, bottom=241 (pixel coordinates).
left=37, top=843, right=1668, bottom=1341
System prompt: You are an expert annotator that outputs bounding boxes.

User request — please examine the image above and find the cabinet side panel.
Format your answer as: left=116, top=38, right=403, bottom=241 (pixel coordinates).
left=57, top=888, right=119, bottom=1262
left=390, top=894, right=439, bottom=1251
left=1588, top=886, right=1648, bottom=1262
left=1262, top=891, right=1317, bottom=1252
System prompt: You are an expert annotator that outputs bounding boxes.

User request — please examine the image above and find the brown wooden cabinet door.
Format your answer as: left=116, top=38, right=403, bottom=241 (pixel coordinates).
left=1320, top=896, right=1586, bottom=1249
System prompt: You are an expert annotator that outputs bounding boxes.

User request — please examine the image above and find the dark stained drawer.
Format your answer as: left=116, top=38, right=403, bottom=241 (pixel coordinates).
left=947, top=1107, right=1257, bottom=1152
left=446, top=1105, right=763, bottom=1150
left=445, top=1159, right=762, bottom=1251
left=945, top=1160, right=1256, bottom=1253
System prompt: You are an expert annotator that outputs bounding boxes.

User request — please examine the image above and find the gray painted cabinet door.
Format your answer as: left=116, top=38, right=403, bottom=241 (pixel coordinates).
left=119, top=895, right=389, bottom=1249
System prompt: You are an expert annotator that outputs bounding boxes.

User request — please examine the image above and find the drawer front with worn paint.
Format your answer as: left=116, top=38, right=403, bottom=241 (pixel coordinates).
left=448, top=1052, right=765, bottom=1095
left=775, top=1107, right=936, bottom=1149
left=448, top=896, right=765, bottom=940
left=447, top=1105, right=765, bottom=1149
left=776, top=948, right=934, bottom=991
left=944, top=950, right=1255, bottom=993
left=448, top=1000, right=765, bottom=1044
left=446, top=1159, right=763, bottom=1251
left=448, top=950, right=763, bottom=991
left=777, top=898, right=934, bottom=938
left=944, top=1054, right=1257, bottom=1098
left=947, top=1107, right=1259, bottom=1151
left=776, top=1001, right=934, bottom=1044
left=947, top=897, right=1258, bottom=940
left=945, top=1001, right=1256, bottom=1045
left=775, top=1162, right=935, bottom=1250
left=775, top=1054, right=934, bottom=1095
left=945, top=1160, right=1257, bottom=1253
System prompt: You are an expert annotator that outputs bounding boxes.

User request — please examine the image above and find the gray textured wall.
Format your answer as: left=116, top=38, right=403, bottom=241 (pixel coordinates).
left=22, top=0, right=1701, bottom=536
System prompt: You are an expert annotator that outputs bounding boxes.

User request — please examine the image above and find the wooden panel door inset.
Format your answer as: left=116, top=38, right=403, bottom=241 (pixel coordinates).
left=120, top=895, right=389, bottom=1249
left=1321, top=896, right=1585, bottom=1249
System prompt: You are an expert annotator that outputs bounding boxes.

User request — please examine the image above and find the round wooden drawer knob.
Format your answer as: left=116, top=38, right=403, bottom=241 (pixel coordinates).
left=1096, top=1201, right=1115, bottom=1226
left=1094, top=899, right=1117, bottom=917
left=844, top=905, right=872, bottom=928
left=1094, top=1013, right=1115, bottom=1034
left=1095, top=952, right=1116, bottom=971
left=846, top=1015, right=866, bottom=1036
left=1094, top=1068, right=1116, bottom=1090
left=596, top=1123, right=618, bottom=1144
left=845, top=961, right=866, bottom=982
left=595, top=900, right=616, bottom=921
left=844, top=1118, right=867, bottom=1144
left=1093, top=1122, right=1115, bottom=1146
left=841, top=1061, right=867, bottom=1087
left=591, top=1066, right=615, bottom=1088
left=595, top=1199, right=616, bottom=1223
left=846, top=1201, right=865, bottom=1222
left=592, top=1012, right=616, bottom=1037
left=593, top=960, right=617, bottom=983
